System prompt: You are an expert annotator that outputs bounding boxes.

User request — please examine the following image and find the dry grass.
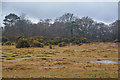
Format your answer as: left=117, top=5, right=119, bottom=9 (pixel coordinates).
left=1, top=42, right=118, bottom=78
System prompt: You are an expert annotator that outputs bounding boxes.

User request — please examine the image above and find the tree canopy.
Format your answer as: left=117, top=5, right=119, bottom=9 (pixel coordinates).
left=2, top=13, right=118, bottom=42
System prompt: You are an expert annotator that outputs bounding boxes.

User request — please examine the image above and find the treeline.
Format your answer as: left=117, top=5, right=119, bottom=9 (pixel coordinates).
left=2, top=13, right=119, bottom=42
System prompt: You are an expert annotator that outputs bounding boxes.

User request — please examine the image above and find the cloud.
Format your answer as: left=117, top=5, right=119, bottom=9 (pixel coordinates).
left=1, top=2, right=118, bottom=26
left=2, top=0, right=119, bottom=2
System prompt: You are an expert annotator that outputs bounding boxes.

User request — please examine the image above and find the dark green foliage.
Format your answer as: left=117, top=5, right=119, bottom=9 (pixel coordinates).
left=2, top=36, right=8, bottom=43
left=5, top=41, right=12, bottom=45
left=49, top=40, right=55, bottom=45
left=16, top=35, right=24, bottom=43
left=49, top=44, right=52, bottom=49
left=3, top=13, right=20, bottom=26
left=114, top=39, right=119, bottom=43
left=80, top=37, right=89, bottom=43
left=44, top=41, right=49, bottom=46
left=3, top=35, right=89, bottom=47
left=2, top=13, right=118, bottom=42
left=39, top=39, right=44, bottom=43
left=2, top=43, right=4, bottom=45
left=78, top=43, right=82, bottom=46
left=28, top=37, right=34, bottom=44
left=72, top=40, right=81, bottom=45
left=70, top=38, right=83, bottom=46
left=15, top=36, right=88, bottom=47
left=58, top=42, right=66, bottom=47
left=31, top=40, right=44, bottom=47
left=61, top=38, right=69, bottom=44
left=69, top=37, right=89, bottom=46
left=52, top=41, right=59, bottom=45
left=16, top=38, right=30, bottom=48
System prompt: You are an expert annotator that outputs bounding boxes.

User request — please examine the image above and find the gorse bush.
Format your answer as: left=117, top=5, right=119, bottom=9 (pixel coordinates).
left=16, top=38, right=30, bottom=48
left=31, top=40, right=39, bottom=47
left=78, top=43, right=82, bottom=46
left=58, top=42, right=66, bottom=47
left=61, top=38, right=69, bottom=44
left=80, top=37, right=89, bottom=43
left=31, top=40, right=44, bottom=47
left=28, top=37, right=34, bottom=44
left=49, top=40, right=54, bottom=45
left=2, top=36, right=8, bottom=43
left=49, top=44, right=52, bottom=49
left=16, top=35, right=24, bottom=43
left=39, top=39, right=44, bottom=43
left=5, top=41, right=12, bottom=45
left=114, top=39, right=119, bottom=43
left=44, top=41, right=49, bottom=46
left=72, top=40, right=82, bottom=46
left=4, top=35, right=90, bottom=48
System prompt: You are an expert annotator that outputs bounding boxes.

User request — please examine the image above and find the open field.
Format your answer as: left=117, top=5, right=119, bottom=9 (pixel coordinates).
left=1, top=42, right=119, bottom=78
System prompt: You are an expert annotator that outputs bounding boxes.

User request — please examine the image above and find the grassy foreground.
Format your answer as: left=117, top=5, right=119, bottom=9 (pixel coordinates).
left=1, top=42, right=119, bottom=78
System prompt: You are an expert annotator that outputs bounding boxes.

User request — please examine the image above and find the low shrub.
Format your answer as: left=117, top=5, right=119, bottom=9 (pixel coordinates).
left=49, top=44, right=52, bottom=49
left=31, top=40, right=44, bottom=47
left=80, top=37, right=89, bottom=43
left=61, top=38, right=69, bottom=44
left=49, top=40, right=54, bottom=45
left=78, top=43, right=82, bottom=46
left=16, top=35, right=24, bottom=43
left=44, top=41, right=49, bottom=46
left=58, top=42, right=66, bottom=47
left=5, top=41, right=12, bottom=45
left=2, top=36, right=9, bottom=43
left=39, top=39, right=44, bottom=43
left=16, top=38, right=30, bottom=48
left=114, top=39, right=119, bottom=43
left=71, top=40, right=82, bottom=46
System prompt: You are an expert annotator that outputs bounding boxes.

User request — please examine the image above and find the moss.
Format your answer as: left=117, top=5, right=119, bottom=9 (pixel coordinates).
left=18, top=55, right=31, bottom=58
left=6, top=57, right=15, bottom=60
left=54, top=61, right=63, bottom=65
left=11, top=54, right=19, bottom=57
left=36, top=54, right=45, bottom=57
left=46, top=55, right=52, bottom=57
left=13, top=52, right=21, bottom=54
left=98, top=50, right=104, bottom=53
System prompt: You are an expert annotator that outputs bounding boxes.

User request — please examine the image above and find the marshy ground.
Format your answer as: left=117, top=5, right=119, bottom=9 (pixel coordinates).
left=1, top=42, right=119, bottom=78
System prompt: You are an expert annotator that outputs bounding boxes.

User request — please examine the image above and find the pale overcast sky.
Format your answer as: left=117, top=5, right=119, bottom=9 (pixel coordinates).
left=1, top=2, right=118, bottom=26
